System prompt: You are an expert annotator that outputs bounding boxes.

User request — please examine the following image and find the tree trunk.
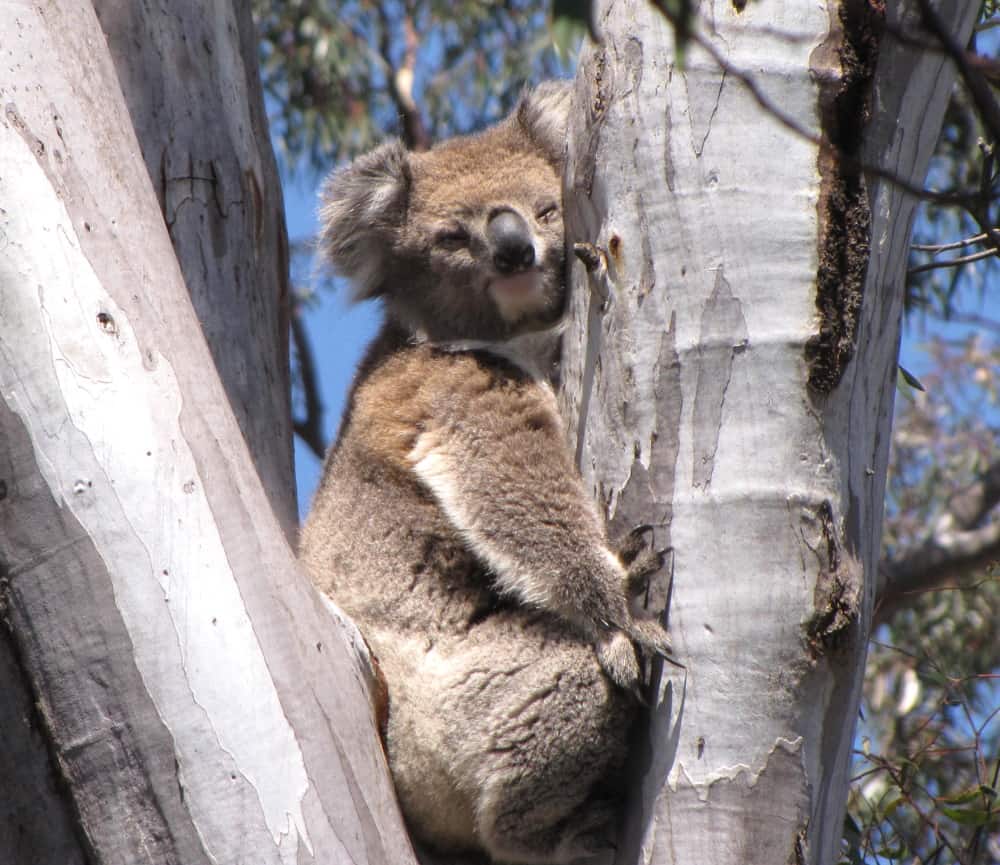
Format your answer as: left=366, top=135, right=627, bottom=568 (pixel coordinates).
left=559, top=1, right=978, bottom=863
left=2, top=0, right=982, bottom=863
left=0, top=3, right=415, bottom=864
left=93, top=0, right=297, bottom=539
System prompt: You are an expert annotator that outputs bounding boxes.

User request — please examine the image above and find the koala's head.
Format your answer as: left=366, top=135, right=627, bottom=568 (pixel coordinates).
left=320, top=83, right=572, bottom=343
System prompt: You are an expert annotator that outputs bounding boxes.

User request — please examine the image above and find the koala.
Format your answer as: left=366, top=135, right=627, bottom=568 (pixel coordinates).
left=300, top=82, right=670, bottom=865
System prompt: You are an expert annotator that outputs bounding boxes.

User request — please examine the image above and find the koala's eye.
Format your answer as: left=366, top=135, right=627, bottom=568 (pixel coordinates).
left=535, top=201, right=559, bottom=223
left=434, top=225, right=470, bottom=249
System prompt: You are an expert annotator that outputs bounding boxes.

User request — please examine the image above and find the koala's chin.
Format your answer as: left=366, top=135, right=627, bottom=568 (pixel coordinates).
left=490, top=270, right=548, bottom=322
left=301, top=81, right=670, bottom=865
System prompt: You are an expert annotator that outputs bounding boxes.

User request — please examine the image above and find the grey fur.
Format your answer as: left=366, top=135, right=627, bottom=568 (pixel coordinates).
left=319, top=138, right=410, bottom=300
left=302, top=83, right=669, bottom=865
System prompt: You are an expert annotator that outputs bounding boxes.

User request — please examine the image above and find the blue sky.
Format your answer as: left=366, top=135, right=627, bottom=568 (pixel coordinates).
left=283, top=169, right=380, bottom=515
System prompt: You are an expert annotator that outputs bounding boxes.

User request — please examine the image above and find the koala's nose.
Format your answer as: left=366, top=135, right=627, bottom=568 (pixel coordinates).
left=487, top=210, right=535, bottom=274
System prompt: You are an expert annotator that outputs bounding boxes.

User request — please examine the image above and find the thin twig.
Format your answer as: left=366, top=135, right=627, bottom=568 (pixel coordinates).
left=943, top=312, right=1000, bottom=334
left=966, top=755, right=1000, bottom=864
left=882, top=759, right=965, bottom=864
left=907, top=246, right=999, bottom=276
left=374, top=3, right=430, bottom=151
left=911, top=232, right=991, bottom=252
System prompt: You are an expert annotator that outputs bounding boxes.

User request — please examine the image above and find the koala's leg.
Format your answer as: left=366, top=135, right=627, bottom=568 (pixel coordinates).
left=479, top=778, right=621, bottom=865
left=467, top=622, right=635, bottom=865
left=378, top=619, right=636, bottom=865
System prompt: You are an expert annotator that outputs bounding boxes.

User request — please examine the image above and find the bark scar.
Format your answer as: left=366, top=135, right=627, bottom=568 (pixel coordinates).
left=801, top=500, right=861, bottom=656
left=691, top=268, right=748, bottom=489
left=805, top=0, right=883, bottom=394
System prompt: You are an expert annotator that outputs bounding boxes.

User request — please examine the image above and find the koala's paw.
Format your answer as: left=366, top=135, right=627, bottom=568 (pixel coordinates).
left=625, top=617, right=672, bottom=660
left=554, top=800, right=618, bottom=865
left=596, top=630, right=643, bottom=700
left=613, top=525, right=668, bottom=597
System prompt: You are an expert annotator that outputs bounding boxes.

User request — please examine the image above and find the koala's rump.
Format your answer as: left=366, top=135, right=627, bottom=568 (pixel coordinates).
left=372, top=613, right=635, bottom=853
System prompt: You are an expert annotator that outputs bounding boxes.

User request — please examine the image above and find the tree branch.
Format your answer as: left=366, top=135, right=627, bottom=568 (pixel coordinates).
left=907, top=244, right=999, bottom=276
left=915, top=0, right=1000, bottom=148
left=375, top=3, right=430, bottom=152
left=875, top=460, right=1000, bottom=624
left=656, top=8, right=995, bottom=213
left=291, top=301, right=326, bottom=460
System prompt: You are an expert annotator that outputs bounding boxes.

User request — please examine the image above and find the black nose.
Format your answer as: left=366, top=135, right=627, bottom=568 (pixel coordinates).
left=487, top=210, right=535, bottom=274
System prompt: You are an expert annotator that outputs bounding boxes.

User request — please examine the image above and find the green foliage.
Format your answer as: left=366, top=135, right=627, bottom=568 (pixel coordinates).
left=551, top=0, right=593, bottom=61
left=844, top=589, right=1000, bottom=863
left=253, top=0, right=570, bottom=171
left=884, top=335, right=998, bottom=560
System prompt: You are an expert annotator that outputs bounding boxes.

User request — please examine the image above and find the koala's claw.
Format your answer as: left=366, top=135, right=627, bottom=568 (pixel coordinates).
left=626, top=618, right=673, bottom=659
left=613, top=524, right=654, bottom=566
left=613, top=526, right=669, bottom=597
left=596, top=630, right=644, bottom=701
left=625, top=548, right=667, bottom=597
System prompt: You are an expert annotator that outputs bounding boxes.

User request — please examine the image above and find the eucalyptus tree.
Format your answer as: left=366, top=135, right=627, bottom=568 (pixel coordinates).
left=0, top=2, right=991, bottom=864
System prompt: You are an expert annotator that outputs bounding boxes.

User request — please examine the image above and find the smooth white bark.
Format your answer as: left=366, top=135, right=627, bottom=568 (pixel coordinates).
left=560, top=1, right=978, bottom=863
left=0, top=4, right=415, bottom=864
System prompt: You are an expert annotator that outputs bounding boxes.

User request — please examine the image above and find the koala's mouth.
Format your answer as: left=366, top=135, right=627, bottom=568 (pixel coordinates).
left=488, top=271, right=549, bottom=323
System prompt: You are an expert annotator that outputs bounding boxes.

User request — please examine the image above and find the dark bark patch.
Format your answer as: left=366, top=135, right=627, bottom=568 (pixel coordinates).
left=805, top=0, right=883, bottom=394
left=637, top=194, right=656, bottom=302
left=575, top=47, right=611, bottom=199
left=792, top=825, right=810, bottom=865
left=802, top=501, right=861, bottom=657
left=662, top=93, right=676, bottom=192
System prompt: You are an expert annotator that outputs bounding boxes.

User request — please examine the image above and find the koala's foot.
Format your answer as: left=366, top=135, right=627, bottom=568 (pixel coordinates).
left=596, top=630, right=642, bottom=699
left=597, top=619, right=671, bottom=700
left=612, top=525, right=668, bottom=597
left=626, top=617, right=672, bottom=660
left=483, top=794, right=618, bottom=865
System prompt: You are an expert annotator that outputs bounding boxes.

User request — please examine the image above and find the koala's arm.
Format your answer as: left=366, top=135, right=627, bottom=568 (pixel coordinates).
left=401, top=359, right=669, bottom=670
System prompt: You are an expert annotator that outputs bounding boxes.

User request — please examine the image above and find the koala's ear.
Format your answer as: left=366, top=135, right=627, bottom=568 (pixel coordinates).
left=319, top=139, right=411, bottom=300
left=515, top=81, right=573, bottom=167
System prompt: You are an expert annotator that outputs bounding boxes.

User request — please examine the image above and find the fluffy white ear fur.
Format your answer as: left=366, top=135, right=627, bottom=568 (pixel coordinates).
left=516, top=81, right=574, bottom=167
left=319, top=138, right=410, bottom=300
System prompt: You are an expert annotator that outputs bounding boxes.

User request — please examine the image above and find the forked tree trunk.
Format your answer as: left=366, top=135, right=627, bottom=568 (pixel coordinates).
left=559, top=1, right=978, bottom=863
left=0, top=3, right=415, bottom=864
